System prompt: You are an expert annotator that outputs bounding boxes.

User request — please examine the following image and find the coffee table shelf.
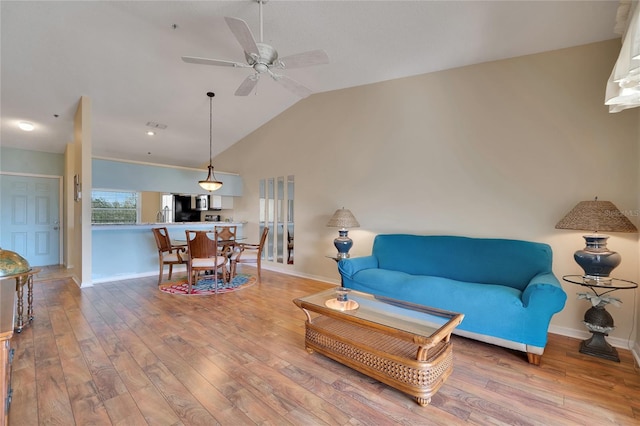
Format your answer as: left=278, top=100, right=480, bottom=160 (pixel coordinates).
left=293, top=289, right=464, bottom=406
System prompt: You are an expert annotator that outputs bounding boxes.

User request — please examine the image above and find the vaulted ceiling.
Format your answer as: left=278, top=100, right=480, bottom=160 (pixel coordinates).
left=1, top=1, right=621, bottom=169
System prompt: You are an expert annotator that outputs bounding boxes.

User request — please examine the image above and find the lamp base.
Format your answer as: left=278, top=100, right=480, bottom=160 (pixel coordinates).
left=334, top=229, right=353, bottom=259
left=574, top=235, right=620, bottom=283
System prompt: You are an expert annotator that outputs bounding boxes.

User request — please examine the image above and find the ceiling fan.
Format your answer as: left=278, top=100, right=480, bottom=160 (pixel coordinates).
left=182, top=0, right=329, bottom=98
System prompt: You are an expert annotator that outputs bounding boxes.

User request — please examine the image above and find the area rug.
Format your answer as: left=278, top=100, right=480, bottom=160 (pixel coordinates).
left=159, top=273, right=256, bottom=295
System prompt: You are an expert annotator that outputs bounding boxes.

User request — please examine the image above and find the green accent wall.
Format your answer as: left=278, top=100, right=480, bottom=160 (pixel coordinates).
left=0, top=147, right=64, bottom=176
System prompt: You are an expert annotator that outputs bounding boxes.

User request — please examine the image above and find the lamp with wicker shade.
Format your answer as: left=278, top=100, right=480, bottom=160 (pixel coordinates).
left=327, top=208, right=360, bottom=259
left=555, top=197, right=637, bottom=283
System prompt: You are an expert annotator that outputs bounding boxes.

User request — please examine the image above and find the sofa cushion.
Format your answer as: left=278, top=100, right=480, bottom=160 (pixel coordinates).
left=347, top=269, right=553, bottom=347
left=372, top=234, right=553, bottom=291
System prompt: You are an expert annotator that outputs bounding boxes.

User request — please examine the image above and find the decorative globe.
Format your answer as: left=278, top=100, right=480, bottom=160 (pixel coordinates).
left=0, top=248, right=31, bottom=277
left=584, top=306, right=614, bottom=329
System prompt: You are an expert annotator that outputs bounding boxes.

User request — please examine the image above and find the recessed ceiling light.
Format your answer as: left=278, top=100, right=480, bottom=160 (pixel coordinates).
left=146, top=131, right=155, bottom=136
left=18, top=121, right=35, bottom=131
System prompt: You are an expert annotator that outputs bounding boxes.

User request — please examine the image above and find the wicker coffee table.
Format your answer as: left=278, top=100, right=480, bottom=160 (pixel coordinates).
left=293, top=288, right=464, bottom=406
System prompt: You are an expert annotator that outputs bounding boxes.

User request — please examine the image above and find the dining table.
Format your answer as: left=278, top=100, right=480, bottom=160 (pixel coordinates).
left=175, top=235, right=246, bottom=281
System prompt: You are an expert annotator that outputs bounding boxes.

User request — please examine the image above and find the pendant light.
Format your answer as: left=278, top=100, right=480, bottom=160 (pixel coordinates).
left=198, top=91, right=223, bottom=192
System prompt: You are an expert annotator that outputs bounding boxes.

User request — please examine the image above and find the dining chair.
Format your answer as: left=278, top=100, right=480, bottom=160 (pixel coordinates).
left=152, top=227, right=187, bottom=285
left=214, top=225, right=237, bottom=251
left=230, top=227, right=269, bottom=280
left=287, top=230, right=294, bottom=264
left=185, top=230, right=228, bottom=294
left=214, top=225, right=238, bottom=273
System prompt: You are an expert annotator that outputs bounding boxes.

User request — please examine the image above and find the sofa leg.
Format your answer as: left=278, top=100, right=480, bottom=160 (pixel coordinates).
left=527, top=352, right=541, bottom=366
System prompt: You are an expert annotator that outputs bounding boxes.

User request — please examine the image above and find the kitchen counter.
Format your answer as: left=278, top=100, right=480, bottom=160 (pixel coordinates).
left=91, top=222, right=246, bottom=283
left=92, top=221, right=247, bottom=231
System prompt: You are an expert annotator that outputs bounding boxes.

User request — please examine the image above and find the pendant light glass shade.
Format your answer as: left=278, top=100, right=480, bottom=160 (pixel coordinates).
left=199, top=165, right=223, bottom=191
left=199, top=91, right=223, bottom=192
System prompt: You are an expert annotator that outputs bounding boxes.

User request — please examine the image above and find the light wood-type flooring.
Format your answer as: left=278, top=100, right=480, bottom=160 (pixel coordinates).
left=7, top=266, right=640, bottom=425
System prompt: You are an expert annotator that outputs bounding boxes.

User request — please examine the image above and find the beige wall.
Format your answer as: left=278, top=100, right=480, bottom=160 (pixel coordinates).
left=69, top=96, right=92, bottom=287
left=216, top=40, right=639, bottom=344
left=141, top=191, right=162, bottom=223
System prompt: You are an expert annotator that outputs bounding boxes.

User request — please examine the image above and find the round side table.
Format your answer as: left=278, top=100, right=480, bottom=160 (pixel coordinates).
left=562, top=275, right=637, bottom=362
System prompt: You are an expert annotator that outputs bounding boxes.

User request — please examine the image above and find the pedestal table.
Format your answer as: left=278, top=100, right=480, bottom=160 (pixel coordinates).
left=562, top=275, right=637, bottom=362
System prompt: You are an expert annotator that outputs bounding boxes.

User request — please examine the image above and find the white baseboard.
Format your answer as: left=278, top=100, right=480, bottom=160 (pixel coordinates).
left=88, top=264, right=338, bottom=287
left=549, top=323, right=638, bottom=361
left=91, top=270, right=159, bottom=285
left=259, top=263, right=339, bottom=285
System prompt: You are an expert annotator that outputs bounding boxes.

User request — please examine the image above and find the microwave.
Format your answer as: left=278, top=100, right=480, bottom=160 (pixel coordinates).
left=194, top=194, right=209, bottom=211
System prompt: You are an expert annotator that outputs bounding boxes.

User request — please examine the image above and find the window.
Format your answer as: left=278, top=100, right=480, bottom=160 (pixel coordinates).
left=91, top=190, right=139, bottom=224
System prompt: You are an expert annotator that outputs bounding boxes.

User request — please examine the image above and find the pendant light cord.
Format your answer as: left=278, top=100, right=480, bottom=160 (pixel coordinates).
left=209, top=94, right=212, bottom=165
left=208, top=91, right=215, bottom=167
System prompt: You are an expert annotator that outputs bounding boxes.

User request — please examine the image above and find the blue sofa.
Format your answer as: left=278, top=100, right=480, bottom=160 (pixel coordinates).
left=338, top=234, right=567, bottom=365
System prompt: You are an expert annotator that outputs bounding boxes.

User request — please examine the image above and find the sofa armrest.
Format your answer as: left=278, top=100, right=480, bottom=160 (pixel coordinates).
left=338, top=255, right=379, bottom=279
left=521, top=272, right=567, bottom=312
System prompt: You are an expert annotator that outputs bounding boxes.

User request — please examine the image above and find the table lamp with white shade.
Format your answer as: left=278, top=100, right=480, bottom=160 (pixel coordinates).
left=327, top=208, right=360, bottom=259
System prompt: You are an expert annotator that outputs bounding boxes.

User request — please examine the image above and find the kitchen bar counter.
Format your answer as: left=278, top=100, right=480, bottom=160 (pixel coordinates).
left=92, top=221, right=247, bottom=231
left=92, top=222, right=245, bottom=284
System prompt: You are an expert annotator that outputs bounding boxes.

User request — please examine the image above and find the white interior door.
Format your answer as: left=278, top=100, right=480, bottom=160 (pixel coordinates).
left=0, top=174, right=61, bottom=266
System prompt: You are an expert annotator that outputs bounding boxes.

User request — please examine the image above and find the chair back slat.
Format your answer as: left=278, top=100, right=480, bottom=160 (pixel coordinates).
left=214, top=225, right=237, bottom=242
left=258, top=227, right=269, bottom=253
left=152, top=227, right=172, bottom=252
left=186, top=230, right=220, bottom=259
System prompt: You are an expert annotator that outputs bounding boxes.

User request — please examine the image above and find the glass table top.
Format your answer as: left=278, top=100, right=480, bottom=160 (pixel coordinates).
left=294, top=288, right=462, bottom=339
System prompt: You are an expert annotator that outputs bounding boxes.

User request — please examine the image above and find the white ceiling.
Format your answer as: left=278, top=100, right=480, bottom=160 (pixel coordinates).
left=1, top=1, right=621, bottom=169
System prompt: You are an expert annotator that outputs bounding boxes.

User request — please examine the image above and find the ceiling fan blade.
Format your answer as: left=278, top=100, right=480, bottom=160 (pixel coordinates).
left=224, top=17, right=259, bottom=57
left=272, top=74, right=313, bottom=98
left=181, top=56, right=249, bottom=68
left=235, top=75, right=259, bottom=96
left=276, top=49, right=330, bottom=69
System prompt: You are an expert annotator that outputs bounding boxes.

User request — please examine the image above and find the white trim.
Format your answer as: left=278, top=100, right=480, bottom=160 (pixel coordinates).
left=260, top=262, right=340, bottom=285
left=0, top=170, right=61, bottom=179
left=91, top=265, right=189, bottom=284
left=92, top=270, right=158, bottom=285
left=546, top=324, right=636, bottom=350
left=92, top=156, right=239, bottom=176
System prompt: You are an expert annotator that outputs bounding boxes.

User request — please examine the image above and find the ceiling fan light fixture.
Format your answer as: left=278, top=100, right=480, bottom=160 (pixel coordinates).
left=199, top=92, right=223, bottom=192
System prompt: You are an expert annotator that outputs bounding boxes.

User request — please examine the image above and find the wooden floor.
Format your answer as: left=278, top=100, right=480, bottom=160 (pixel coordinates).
left=8, top=266, right=640, bottom=425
